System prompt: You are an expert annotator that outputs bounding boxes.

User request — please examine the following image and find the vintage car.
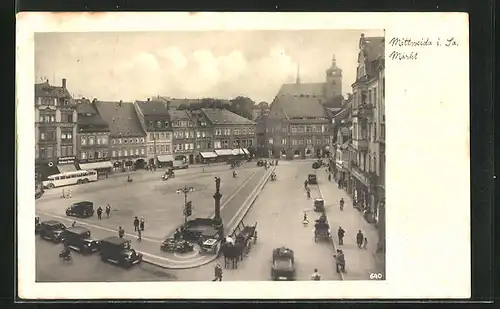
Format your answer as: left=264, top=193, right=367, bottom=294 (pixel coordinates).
left=271, top=247, right=296, bottom=280
left=314, top=221, right=332, bottom=242
left=256, top=159, right=265, bottom=167
left=312, top=161, right=322, bottom=169
left=314, top=198, right=325, bottom=212
left=39, top=220, right=66, bottom=243
left=35, top=216, right=41, bottom=234
left=198, top=227, right=222, bottom=254
left=66, top=201, right=95, bottom=218
left=160, top=238, right=194, bottom=253
left=180, top=218, right=224, bottom=242
left=62, top=226, right=101, bottom=254
left=99, top=236, right=143, bottom=268
left=307, top=174, right=317, bottom=185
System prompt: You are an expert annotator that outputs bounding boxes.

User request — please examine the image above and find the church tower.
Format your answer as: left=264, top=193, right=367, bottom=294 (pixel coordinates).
left=324, top=54, right=343, bottom=101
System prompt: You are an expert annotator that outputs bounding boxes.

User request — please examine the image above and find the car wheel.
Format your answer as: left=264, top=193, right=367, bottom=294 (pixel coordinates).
left=77, top=179, right=83, bottom=184
left=47, top=183, right=55, bottom=189
left=83, top=178, right=89, bottom=183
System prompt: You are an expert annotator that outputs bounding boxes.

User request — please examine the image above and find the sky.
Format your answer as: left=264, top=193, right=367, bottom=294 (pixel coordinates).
left=35, top=30, right=384, bottom=103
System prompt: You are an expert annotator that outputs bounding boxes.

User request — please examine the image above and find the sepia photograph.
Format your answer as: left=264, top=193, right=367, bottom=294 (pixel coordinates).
left=33, top=29, right=386, bottom=282
left=17, top=12, right=471, bottom=299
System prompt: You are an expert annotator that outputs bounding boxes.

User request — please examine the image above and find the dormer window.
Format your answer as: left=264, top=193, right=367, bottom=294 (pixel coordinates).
left=156, top=121, right=162, bottom=129
left=164, top=121, right=169, bottom=127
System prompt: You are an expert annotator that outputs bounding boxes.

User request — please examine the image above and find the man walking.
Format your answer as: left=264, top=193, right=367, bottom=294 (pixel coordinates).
left=118, top=226, right=125, bottom=238
left=328, top=173, right=332, bottom=182
left=105, top=204, right=111, bottom=218
left=96, top=206, right=103, bottom=220
left=339, top=198, right=345, bottom=211
left=337, top=226, right=345, bottom=245
left=133, top=216, right=139, bottom=232
left=212, top=263, right=223, bottom=281
left=356, top=230, right=364, bottom=249
left=137, top=228, right=142, bottom=242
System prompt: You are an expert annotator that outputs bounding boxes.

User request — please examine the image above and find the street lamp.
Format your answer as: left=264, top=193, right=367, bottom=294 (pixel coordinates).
left=177, top=185, right=195, bottom=223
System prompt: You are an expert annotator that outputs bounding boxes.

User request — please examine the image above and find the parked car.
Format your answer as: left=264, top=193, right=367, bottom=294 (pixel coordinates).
left=308, top=174, right=317, bottom=184
left=66, top=201, right=94, bottom=218
left=39, top=220, right=66, bottom=243
left=271, top=247, right=296, bottom=280
left=62, top=226, right=101, bottom=254
left=99, top=236, right=142, bottom=268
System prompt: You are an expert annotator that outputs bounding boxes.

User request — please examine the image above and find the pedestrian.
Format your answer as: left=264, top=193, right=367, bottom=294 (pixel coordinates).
left=337, top=226, right=345, bottom=245
left=105, top=204, right=111, bottom=218
left=340, top=198, right=345, bottom=211
left=356, top=230, right=364, bottom=249
left=133, top=216, right=139, bottom=232
left=140, top=217, right=145, bottom=231
left=137, top=228, right=142, bottom=242
left=61, top=189, right=66, bottom=199
left=212, top=263, right=223, bottom=281
left=304, top=179, right=309, bottom=189
left=310, top=268, right=321, bottom=280
left=71, top=220, right=76, bottom=227
left=363, top=237, right=368, bottom=249
left=67, top=189, right=72, bottom=198
left=118, top=226, right=125, bottom=238
left=334, top=250, right=342, bottom=273
left=96, top=206, right=103, bottom=220
left=328, top=173, right=332, bottom=182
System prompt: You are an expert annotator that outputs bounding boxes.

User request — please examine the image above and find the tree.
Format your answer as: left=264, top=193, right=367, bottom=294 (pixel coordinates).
left=257, top=101, right=269, bottom=110
left=230, top=96, right=255, bottom=120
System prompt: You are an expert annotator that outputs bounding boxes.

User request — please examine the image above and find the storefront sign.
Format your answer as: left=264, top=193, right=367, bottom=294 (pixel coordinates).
left=78, top=157, right=110, bottom=164
left=58, top=156, right=76, bottom=164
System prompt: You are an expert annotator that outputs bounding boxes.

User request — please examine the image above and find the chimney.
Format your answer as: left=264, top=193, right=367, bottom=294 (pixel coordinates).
left=62, top=78, right=67, bottom=89
left=147, top=98, right=150, bottom=101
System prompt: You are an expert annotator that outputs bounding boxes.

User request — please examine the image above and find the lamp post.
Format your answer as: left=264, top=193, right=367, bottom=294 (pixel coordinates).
left=177, top=185, right=195, bottom=223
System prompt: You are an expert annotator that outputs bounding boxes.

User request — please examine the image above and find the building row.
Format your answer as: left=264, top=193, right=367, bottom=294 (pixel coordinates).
left=34, top=81, right=256, bottom=180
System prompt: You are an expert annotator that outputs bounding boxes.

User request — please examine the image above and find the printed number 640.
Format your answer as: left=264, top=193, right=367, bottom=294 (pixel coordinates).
left=369, top=273, right=383, bottom=280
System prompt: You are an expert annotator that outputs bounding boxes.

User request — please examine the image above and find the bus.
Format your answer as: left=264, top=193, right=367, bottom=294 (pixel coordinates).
left=42, top=170, right=98, bottom=189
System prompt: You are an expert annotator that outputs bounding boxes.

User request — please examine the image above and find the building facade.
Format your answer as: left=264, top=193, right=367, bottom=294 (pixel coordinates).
left=349, top=33, right=385, bottom=226
left=75, top=98, right=112, bottom=173
left=169, top=109, right=196, bottom=164
left=94, top=101, right=147, bottom=170
left=134, top=99, right=173, bottom=167
left=188, top=109, right=215, bottom=163
left=35, top=78, right=78, bottom=180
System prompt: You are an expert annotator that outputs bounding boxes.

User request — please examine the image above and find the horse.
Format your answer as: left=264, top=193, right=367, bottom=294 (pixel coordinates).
left=221, top=244, right=239, bottom=269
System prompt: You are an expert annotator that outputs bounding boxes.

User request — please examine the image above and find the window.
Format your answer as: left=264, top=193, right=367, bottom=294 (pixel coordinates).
left=103, top=151, right=108, bottom=158
left=112, top=150, right=116, bottom=157
left=184, top=131, right=189, bottom=138
left=189, top=143, right=194, bottom=150
left=299, top=139, right=304, bottom=145
left=207, top=142, right=212, bottom=149
left=124, top=139, right=128, bottom=144
left=156, top=121, right=162, bottom=129
left=102, top=136, right=108, bottom=145
left=166, top=145, right=171, bottom=153
left=112, top=139, right=116, bottom=144
left=61, top=131, right=72, bottom=140
left=149, top=134, right=154, bottom=141
left=141, top=148, right=145, bottom=155
left=316, top=139, right=321, bottom=145
left=155, top=133, right=160, bottom=140
left=135, top=149, right=139, bottom=155
left=215, top=128, right=222, bottom=136
left=165, top=121, right=169, bottom=127
left=81, top=151, right=87, bottom=159
left=224, top=128, right=231, bottom=136
left=118, top=150, right=122, bottom=157
left=214, top=141, right=221, bottom=149
left=306, top=138, right=312, bottom=145
left=189, top=131, right=194, bottom=138
left=281, top=138, right=286, bottom=145
left=196, top=131, right=201, bottom=138
left=88, top=136, right=95, bottom=145
left=40, top=132, right=45, bottom=140
left=136, top=138, right=139, bottom=143
left=292, top=139, right=297, bottom=146
left=118, top=139, right=122, bottom=144
left=141, top=138, right=145, bottom=143
left=196, top=142, right=201, bottom=149
left=222, top=140, right=229, bottom=148
left=81, top=136, right=87, bottom=145
left=124, top=150, right=128, bottom=156
left=184, top=143, right=189, bottom=150
left=291, top=127, right=297, bottom=133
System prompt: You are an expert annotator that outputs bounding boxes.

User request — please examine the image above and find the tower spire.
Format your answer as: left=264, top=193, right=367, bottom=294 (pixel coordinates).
left=332, top=54, right=336, bottom=66
left=296, top=63, right=301, bottom=84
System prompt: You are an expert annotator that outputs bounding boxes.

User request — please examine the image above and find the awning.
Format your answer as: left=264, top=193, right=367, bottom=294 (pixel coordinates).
left=57, top=164, right=77, bottom=173
left=79, top=161, right=113, bottom=170
left=200, top=152, right=218, bottom=159
left=232, top=149, right=245, bottom=155
left=214, top=149, right=235, bottom=156
left=157, top=155, right=174, bottom=162
left=242, top=148, right=250, bottom=155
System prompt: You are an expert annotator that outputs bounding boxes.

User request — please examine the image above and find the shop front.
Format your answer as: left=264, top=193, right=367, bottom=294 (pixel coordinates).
left=350, top=164, right=372, bottom=208
left=214, top=149, right=235, bottom=163
left=56, top=156, right=78, bottom=173
left=78, top=158, right=113, bottom=177
left=157, top=154, right=175, bottom=168
left=199, top=151, right=218, bottom=164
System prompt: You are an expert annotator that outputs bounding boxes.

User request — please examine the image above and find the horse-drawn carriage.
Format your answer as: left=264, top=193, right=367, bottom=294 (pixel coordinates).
left=271, top=247, right=296, bottom=280
left=221, top=221, right=258, bottom=268
left=314, top=214, right=331, bottom=242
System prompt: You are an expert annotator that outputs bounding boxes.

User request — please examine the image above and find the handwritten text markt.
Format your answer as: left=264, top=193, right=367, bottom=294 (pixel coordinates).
left=388, top=37, right=458, bottom=60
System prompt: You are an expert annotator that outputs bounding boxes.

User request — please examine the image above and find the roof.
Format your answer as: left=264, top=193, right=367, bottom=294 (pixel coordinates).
left=77, top=103, right=110, bottom=130
left=277, top=83, right=325, bottom=98
left=42, top=220, right=63, bottom=226
left=66, top=226, right=91, bottom=235
left=102, top=236, right=129, bottom=245
left=362, top=37, right=384, bottom=62
left=135, top=100, right=170, bottom=116
left=35, top=82, right=73, bottom=100
left=94, top=101, right=146, bottom=138
left=201, top=108, right=256, bottom=125
left=168, top=109, right=190, bottom=121
left=270, top=95, right=329, bottom=119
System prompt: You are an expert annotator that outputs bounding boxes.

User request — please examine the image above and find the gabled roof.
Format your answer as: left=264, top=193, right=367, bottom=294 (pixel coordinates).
left=168, top=109, right=191, bottom=122
left=277, top=83, right=325, bottom=98
left=270, top=94, right=329, bottom=120
left=76, top=102, right=109, bottom=131
left=362, top=37, right=384, bottom=62
left=201, top=108, right=256, bottom=126
left=135, top=100, right=170, bottom=116
left=35, top=82, right=74, bottom=103
left=94, top=101, right=146, bottom=138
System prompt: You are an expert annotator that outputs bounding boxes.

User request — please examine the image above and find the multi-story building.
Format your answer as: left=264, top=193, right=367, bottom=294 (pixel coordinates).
left=134, top=99, right=173, bottom=167
left=75, top=98, right=112, bottom=174
left=255, top=112, right=268, bottom=158
left=35, top=78, right=78, bottom=181
left=349, top=33, right=384, bottom=222
left=200, top=108, right=255, bottom=159
left=94, top=100, right=147, bottom=171
left=188, top=109, right=215, bottom=163
left=169, top=109, right=196, bottom=164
